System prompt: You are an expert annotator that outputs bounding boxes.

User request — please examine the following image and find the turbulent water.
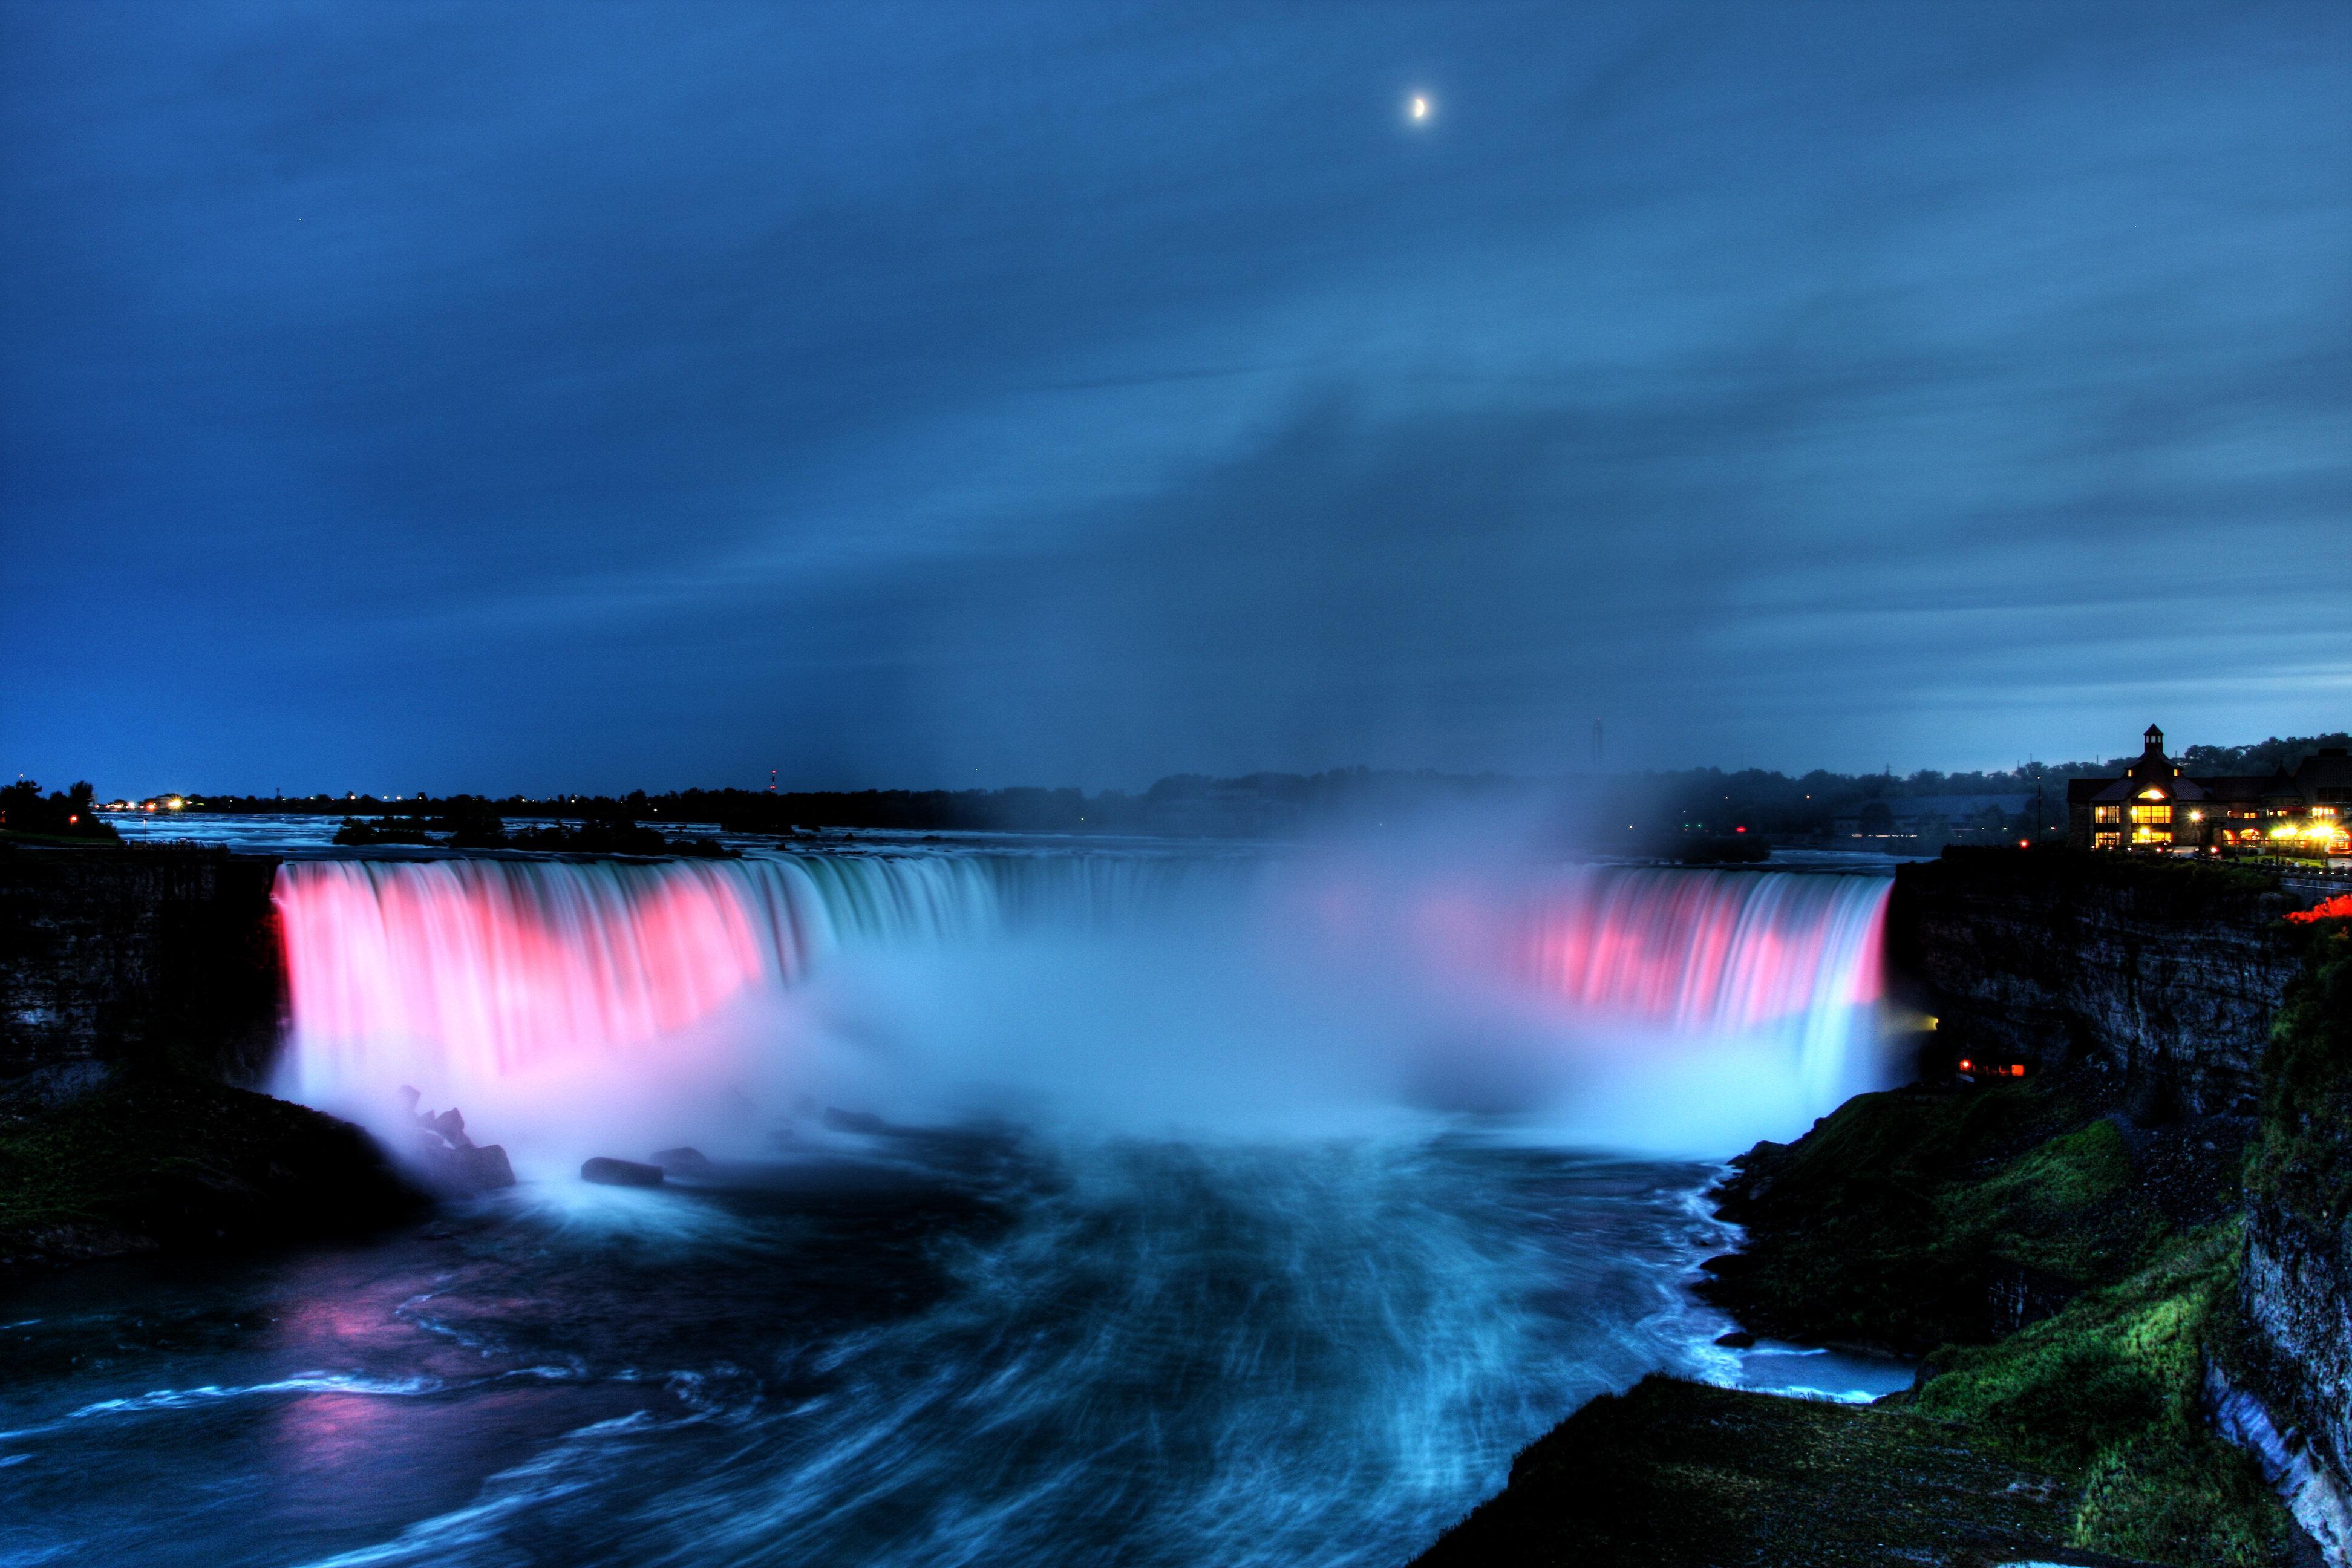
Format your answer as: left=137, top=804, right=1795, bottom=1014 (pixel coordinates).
left=2, top=838, right=1901, bottom=1567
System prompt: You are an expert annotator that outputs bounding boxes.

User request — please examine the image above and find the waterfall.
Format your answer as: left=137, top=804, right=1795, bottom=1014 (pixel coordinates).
left=1521, top=868, right=1889, bottom=1109
left=273, top=854, right=1892, bottom=1158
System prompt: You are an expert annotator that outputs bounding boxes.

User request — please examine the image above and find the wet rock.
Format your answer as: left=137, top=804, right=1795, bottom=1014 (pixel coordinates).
left=581, top=1156, right=664, bottom=1187
left=0, top=1060, right=116, bottom=1118
left=457, top=1143, right=514, bottom=1189
left=1713, top=1331, right=1756, bottom=1349
left=410, top=1135, right=514, bottom=1194
left=651, top=1146, right=714, bottom=1177
left=397, top=1089, right=509, bottom=1192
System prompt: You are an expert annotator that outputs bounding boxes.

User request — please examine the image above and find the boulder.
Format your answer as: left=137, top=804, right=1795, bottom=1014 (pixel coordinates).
left=456, top=1143, right=514, bottom=1189
left=411, top=1134, right=515, bottom=1194
left=581, top=1156, right=664, bottom=1187
left=650, top=1146, right=714, bottom=1177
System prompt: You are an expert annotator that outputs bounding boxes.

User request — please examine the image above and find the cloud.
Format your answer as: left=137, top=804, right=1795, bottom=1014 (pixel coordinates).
left=2, top=1, right=2346, bottom=792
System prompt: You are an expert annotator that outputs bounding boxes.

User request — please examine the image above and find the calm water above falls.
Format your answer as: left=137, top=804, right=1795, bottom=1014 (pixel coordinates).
left=2, top=846, right=1900, bottom=1567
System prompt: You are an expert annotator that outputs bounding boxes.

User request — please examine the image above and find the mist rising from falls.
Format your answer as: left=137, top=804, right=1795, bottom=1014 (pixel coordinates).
left=274, top=853, right=1892, bottom=1165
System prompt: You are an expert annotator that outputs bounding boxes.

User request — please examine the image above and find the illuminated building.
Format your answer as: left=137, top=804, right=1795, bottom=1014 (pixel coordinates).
left=2067, top=725, right=2352, bottom=855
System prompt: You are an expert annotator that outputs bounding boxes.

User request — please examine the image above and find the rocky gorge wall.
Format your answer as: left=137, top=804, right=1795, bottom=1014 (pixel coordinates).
left=0, top=844, right=284, bottom=1086
left=1888, top=848, right=2305, bottom=1119
left=2237, top=1206, right=2352, bottom=1559
left=2233, top=923, right=2352, bottom=1560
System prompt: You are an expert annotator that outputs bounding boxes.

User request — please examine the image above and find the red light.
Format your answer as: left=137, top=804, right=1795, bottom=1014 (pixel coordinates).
left=2287, top=895, right=2352, bottom=926
left=1958, top=1059, right=1972, bottom=1071
left=1734, top=826, right=1746, bottom=834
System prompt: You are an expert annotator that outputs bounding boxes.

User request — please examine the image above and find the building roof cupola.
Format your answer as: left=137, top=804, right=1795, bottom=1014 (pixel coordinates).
left=2125, top=722, right=2181, bottom=783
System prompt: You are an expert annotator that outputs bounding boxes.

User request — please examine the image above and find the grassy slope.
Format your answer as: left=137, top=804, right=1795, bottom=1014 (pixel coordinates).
left=1915, top=1224, right=2290, bottom=1566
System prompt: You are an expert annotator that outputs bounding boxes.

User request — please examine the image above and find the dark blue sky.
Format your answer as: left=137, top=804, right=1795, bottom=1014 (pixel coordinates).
left=4, top=2, right=2347, bottom=795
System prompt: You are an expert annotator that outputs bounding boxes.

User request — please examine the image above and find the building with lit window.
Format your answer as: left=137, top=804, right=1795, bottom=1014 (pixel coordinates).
left=2067, top=725, right=2352, bottom=856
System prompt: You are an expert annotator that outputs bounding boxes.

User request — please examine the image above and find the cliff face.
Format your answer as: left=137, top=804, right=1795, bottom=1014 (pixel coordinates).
left=0, top=844, right=284, bottom=1085
left=2236, top=924, right=2352, bottom=1557
left=2241, top=1208, right=2352, bottom=1538
left=1889, top=849, right=2303, bottom=1119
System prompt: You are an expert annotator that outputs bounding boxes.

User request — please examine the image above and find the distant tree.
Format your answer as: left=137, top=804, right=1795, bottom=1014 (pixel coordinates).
left=2180, top=733, right=2351, bottom=775
left=0, top=779, right=120, bottom=842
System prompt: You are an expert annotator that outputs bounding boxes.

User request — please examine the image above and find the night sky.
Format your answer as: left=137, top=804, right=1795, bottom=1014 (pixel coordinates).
left=4, top=2, right=2347, bottom=795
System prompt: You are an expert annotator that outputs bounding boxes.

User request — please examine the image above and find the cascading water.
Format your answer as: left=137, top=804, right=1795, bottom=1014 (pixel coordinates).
left=275, top=852, right=1890, bottom=1158
left=1509, top=867, right=1890, bottom=1143
left=4, top=844, right=1906, bottom=1568
left=273, top=852, right=1275, bottom=1157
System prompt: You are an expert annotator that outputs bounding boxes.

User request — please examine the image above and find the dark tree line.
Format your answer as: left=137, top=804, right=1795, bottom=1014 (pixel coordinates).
left=0, top=779, right=120, bottom=842
left=100, top=731, right=2352, bottom=848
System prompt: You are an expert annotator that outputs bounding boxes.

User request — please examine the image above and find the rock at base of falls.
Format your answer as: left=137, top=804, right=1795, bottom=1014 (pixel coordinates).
left=397, top=1091, right=515, bottom=1194
left=650, top=1146, right=714, bottom=1177
left=582, top=1156, right=665, bottom=1187
left=411, top=1133, right=517, bottom=1194
left=409, top=1135, right=515, bottom=1194
left=457, top=1143, right=515, bottom=1190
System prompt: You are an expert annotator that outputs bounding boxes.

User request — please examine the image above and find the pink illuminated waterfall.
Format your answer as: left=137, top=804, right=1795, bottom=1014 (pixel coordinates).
left=1518, top=867, right=1889, bottom=1106
left=278, top=860, right=797, bottom=1083
left=270, top=860, right=865, bottom=1105
left=272, top=854, right=1214, bottom=1111
left=1524, top=869, right=1886, bottom=1029
left=273, top=855, right=1893, bottom=1152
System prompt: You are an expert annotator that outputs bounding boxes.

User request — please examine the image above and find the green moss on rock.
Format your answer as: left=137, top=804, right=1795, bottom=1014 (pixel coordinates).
left=1914, top=1224, right=2292, bottom=1566
left=1704, top=1077, right=2188, bottom=1351
left=2246, top=923, right=2352, bottom=1226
